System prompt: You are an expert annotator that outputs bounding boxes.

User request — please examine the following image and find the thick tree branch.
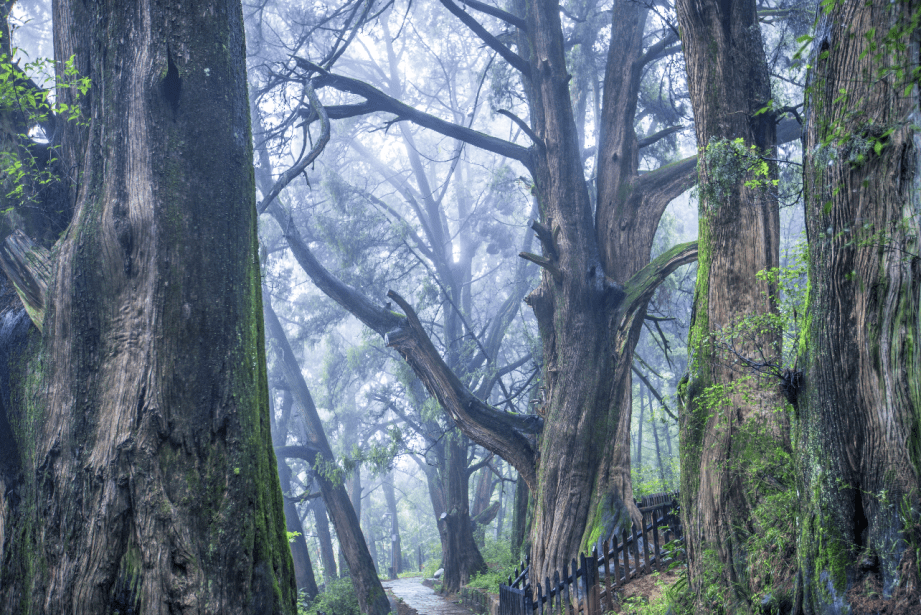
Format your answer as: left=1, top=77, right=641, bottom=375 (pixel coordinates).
left=266, top=209, right=540, bottom=490
left=496, top=109, right=543, bottom=148
left=634, top=155, right=698, bottom=206
left=466, top=452, right=495, bottom=478
left=618, top=241, right=698, bottom=324
left=640, top=31, right=680, bottom=66
left=385, top=290, right=539, bottom=491
left=276, top=444, right=325, bottom=465
left=458, top=0, right=526, bottom=31
left=267, top=204, right=403, bottom=335
left=518, top=251, right=562, bottom=282
left=529, top=219, right=557, bottom=259
left=638, top=125, right=685, bottom=149
left=471, top=501, right=500, bottom=527
left=305, top=67, right=532, bottom=167
left=438, top=0, right=530, bottom=75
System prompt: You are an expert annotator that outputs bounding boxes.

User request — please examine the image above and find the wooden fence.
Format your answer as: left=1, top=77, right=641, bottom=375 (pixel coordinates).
left=498, top=492, right=682, bottom=615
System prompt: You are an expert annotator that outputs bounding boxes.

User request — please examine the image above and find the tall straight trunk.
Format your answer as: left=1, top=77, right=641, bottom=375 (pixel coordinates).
left=798, top=0, right=921, bottom=611
left=635, top=386, right=646, bottom=467
left=340, top=465, right=362, bottom=576
left=311, top=496, right=339, bottom=584
left=511, top=472, right=530, bottom=559
left=676, top=0, right=790, bottom=608
left=651, top=405, right=666, bottom=488
left=438, top=433, right=486, bottom=592
left=495, top=466, right=506, bottom=542
left=382, top=473, right=403, bottom=576
left=271, top=390, right=319, bottom=599
left=363, top=513, right=379, bottom=574
left=0, top=1, right=298, bottom=612
left=264, top=300, right=390, bottom=614
left=663, top=413, right=673, bottom=457
left=279, top=464, right=320, bottom=600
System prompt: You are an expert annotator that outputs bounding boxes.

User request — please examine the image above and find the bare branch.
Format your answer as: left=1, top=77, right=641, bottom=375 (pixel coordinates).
left=638, top=125, right=685, bottom=149
left=496, top=109, right=543, bottom=148
left=458, top=0, right=526, bottom=31
left=305, top=68, right=532, bottom=167
left=631, top=364, right=678, bottom=422
left=519, top=251, right=562, bottom=282
left=618, top=241, right=698, bottom=324
left=267, top=205, right=402, bottom=335
left=257, top=81, right=330, bottom=214
left=437, top=0, right=531, bottom=75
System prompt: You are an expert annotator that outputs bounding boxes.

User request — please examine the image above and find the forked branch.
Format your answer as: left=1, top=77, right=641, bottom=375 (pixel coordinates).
left=258, top=80, right=330, bottom=214
left=618, top=241, right=698, bottom=324
left=438, top=0, right=530, bottom=75
left=300, top=64, right=533, bottom=167
left=385, top=290, right=540, bottom=490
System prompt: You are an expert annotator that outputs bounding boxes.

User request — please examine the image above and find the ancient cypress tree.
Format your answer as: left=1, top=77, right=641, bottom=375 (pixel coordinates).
left=0, top=1, right=297, bottom=612
left=675, top=0, right=793, bottom=609
left=260, top=0, right=697, bottom=583
left=798, top=0, right=921, bottom=611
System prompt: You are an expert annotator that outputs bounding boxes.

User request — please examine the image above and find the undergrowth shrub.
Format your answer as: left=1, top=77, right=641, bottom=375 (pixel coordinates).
left=465, top=537, right=519, bottom=592
left=299, top=577, right=360, bottom=615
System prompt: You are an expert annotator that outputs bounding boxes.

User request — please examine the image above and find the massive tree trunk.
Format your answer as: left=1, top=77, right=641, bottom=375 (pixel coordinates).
left=798, top=1, right=921, bottom=611
left=0, top=1, right=298, bottom=613
left=510, top=0, right=696, bottom=581
left=676, top=0, right=790, bottom=609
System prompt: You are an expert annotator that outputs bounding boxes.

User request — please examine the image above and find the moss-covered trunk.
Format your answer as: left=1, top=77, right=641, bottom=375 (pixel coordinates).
left=0, top=1, right=297, bottom=612
left=798, top=0, right=921, bottom=611
left=676, top=0, right=791, bottom=610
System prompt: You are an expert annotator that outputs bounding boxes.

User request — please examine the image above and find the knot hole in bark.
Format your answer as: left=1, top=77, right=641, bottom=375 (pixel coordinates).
left=162, top=48, right=181, bottom=115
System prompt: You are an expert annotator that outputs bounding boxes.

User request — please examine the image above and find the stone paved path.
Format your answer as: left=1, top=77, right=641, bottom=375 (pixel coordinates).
left=382, top=578, right=477, bottom=615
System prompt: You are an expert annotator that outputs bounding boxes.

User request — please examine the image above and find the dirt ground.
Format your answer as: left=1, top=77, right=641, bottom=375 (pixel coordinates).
left=604, top=568, right=682, bottom=613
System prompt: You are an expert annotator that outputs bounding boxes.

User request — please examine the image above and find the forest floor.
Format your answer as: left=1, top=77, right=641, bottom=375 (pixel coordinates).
left=606, top=568, right=682, bottom=613
left=383, top=569, right=684, bottom=614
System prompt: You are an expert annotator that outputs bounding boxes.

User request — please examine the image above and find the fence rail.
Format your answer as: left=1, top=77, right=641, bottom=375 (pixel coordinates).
left=499, top=491, right=682, bottom=615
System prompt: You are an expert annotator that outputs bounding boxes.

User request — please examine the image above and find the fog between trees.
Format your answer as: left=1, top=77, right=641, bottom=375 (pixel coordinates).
left=0, top=1, right=918, bottom=614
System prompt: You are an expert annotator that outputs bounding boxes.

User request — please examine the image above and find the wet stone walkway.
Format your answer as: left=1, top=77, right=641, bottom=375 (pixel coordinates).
left=382, top=578, right=477, bottom=615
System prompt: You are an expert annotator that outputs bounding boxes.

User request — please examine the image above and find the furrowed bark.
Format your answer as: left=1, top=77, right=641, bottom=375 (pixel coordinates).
left=676, top=0, right=790, bottom=608
left=0, top=1, right=298, bottom=613
left=798, top=1, right=921, bottom=611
